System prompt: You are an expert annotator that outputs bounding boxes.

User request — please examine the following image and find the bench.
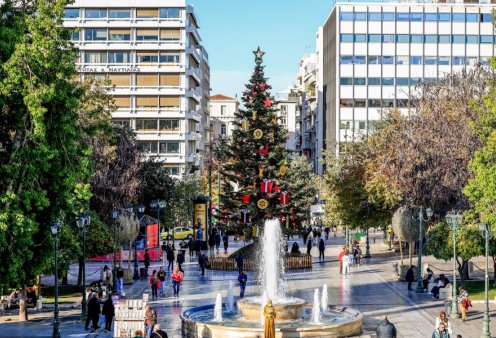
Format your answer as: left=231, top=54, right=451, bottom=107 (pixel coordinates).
left=439, top=284, right=453, bottom=300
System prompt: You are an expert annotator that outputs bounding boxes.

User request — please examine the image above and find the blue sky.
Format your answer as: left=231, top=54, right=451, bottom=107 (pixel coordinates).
left=190, top=0, right=335, bottom=98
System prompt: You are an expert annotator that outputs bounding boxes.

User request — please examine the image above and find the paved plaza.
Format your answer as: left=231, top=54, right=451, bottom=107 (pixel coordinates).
left=0, top=231, right=494, bottom=337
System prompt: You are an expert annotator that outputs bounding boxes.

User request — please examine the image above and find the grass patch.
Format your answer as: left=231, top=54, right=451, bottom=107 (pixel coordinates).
left=462, top=280, right=496, bottom=301
left=40, top=285, right=82, bottom=304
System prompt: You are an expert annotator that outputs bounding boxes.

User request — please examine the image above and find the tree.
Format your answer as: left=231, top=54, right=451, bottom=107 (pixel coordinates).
left=219, top=48, right=290, bottom=233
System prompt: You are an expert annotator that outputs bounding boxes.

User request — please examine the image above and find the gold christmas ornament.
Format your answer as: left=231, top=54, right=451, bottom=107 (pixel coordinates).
left=241, top=119, right=249, bottom=131
left=258, top=163, right=264, bottom=177
left=269, top=132, right=274, bottom=143
left=252, top=111, right=257, bottom=120
left=271, top=115, right=277, bottom=124
left=253, top=129, right=263, bottom=139
left=257, top=198, right=269, bottom=210
left=280, top=164, right=287, bottom=176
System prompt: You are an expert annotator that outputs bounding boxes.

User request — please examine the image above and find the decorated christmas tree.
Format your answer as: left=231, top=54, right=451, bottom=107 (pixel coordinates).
left=219, top=48, right=291, bottom=234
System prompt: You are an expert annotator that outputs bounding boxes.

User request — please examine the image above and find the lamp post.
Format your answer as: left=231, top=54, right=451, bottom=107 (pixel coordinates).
left=446, top=211, right=463, bottom=319
left=112, top=208, right=119, bottom=294
left=478, top=222, right=492, bottom=338
left=151, top=199, right=167, bottom=250
left=50, top=220, right=62, bottom=338
left=361, top=201, right=371, bottom=258
left=76, top=214, right=91, bottom=320
left=413, top=207, right=433, bottom=293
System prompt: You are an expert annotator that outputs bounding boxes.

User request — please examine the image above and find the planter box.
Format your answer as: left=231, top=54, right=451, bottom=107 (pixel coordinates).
left=208, top=254, right=312, bottom=271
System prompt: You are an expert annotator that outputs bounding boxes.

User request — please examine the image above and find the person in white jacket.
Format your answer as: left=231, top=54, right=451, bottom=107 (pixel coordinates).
left=434, top=311, right=452, bottom=336
left=342, top=254, right=351, bottom=275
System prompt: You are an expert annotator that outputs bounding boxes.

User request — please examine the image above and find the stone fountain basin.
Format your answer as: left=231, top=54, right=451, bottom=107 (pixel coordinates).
left=236, top=297, right=306, bottom=322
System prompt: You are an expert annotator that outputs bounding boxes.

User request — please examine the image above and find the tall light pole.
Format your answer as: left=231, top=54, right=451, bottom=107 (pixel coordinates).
left=76, top=214, right=91, bottom=320
left=413, top=207, right=433, bottom=293
left=112, top=208, right=119, bottom=294
left=50, top=220, right=62, bottom=338
left=446, top=211, right=463, bottom=319
left=479, top=222, right=491, bottom=338
left=129, top=204, right=145, bottom=281
left=151, top=200, right=167, bottom=251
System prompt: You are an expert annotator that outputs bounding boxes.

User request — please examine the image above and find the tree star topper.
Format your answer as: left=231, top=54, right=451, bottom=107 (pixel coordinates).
left=253, top=47, right=266, bottom=61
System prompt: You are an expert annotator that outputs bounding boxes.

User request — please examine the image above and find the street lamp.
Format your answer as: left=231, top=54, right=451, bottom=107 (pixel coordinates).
left=112, top=208, right=119, bottom=294
left=50, top=220, right=62, bottom=338
left=478, top=222, right=492, bottom=338
left=151, top=199, right=167, bottom=249
left=76, top=214, right=91, bottom=320
left=134, top=204, right=145, bottom=280
left=360, top=201, right=371, bottom=259
left=446, top=211, right=463, bottom=319
left=413, top=207, right=433, bottom=293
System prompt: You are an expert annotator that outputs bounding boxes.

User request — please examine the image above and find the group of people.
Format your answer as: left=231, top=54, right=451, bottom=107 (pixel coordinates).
left=149, top=266, right=183, bottom=298
left=338, top=245, right=363, bottom=275
left=84, top=292, right=114, bottom=333
left=144, top=305, right=168, bottom=338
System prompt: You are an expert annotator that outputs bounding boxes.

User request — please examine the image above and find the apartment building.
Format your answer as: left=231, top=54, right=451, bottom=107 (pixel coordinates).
left=63, top=0, right=209, bottom=178
left=209, top=94, right=239, bottom=146
left=275, top=88, right=300, bottom=155
left=322, top=1, right=495, bottom=154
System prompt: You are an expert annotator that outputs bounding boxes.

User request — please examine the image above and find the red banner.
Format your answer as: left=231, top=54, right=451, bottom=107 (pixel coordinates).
left=147, top=223, right=159, bottom=248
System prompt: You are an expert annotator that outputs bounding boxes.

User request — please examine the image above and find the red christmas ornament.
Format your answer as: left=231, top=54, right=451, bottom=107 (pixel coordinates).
left=260, top=179, right=274, bottom=193
left=258, top=145, right=269, bottom=156
left=280, top=191, right=290, bottom=205
left=242, top=194, right=250, bottom=204
left=259, top=83, right=266, bottom=90
left=274, top=186, right=280, bottom=193
left=264, top=97, right=272, bottom=107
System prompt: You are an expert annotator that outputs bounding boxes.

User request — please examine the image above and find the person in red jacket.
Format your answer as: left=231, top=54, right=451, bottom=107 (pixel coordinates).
left=149, top=270, right=161, bottom=300
left=171, top=267, right=183, bottom=297
left=338, top=247, right=345, bottom=275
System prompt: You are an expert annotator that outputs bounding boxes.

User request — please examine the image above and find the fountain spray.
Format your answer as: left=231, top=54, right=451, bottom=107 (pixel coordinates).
left=213, top=293, right=223, bottom=322
left=227, top=280, right=234, bottom=313
left=311, top=288, right=321, bottom=324
left=321, top=284, right=328, bottom=313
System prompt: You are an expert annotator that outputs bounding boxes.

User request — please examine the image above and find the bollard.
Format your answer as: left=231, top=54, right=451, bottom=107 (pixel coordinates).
left=36, top=296, right=42, bottom=310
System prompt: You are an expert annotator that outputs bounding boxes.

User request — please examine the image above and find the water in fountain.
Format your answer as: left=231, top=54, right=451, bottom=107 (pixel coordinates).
left=321, top=284, right=328, bottom=313
left=213, top=293, right=223, bottom=322
left=227, top=280, right=234, bottom=313
left=261, top=219, right=285, bottom=302
left=311, top=289, right=321, bottom=324
left=259, top=291, right=267, bottom=326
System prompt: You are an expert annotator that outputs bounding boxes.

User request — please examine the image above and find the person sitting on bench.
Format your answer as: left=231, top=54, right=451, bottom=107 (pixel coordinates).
left=431, top=274, right=449, bottom=299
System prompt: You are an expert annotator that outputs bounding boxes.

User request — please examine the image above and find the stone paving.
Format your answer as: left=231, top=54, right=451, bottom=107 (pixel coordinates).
left=0, top=231, right=494, bottom=337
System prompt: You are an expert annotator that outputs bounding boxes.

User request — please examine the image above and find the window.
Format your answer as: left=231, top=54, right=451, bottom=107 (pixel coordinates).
left=410, top=56, right=422, bottom=65
left=137, top=51, right=158, bottom=64
left=424, top=57, right=437, bottom=65
left=353, top=78, right=366, bottom=86
left=136, top=96, right=158, bottom=108
left=396, top=34, right=409, bottom=43
left=340, top=12, right=354, bottom=21
left=340, top=56, right=353, bottom=64
left=281, top=105, right=288, bottom=115
left=396, top=78, right=409, bottom=86
left=113, top=96, right=130, bottom=108
left=138, top=141, right=158, bottom=154
left=354, top=99, right=366, bottom=108
left=358, top=121, right=366, bottom=130
left=368, top=99, right=381, bottom=107
left=480, top=57, right=490, bottom=65
left=70, top=30, right=80, bottom=41
left=368, top=78, right=381, bottom=85
left=160, top=29, right=180, bottom=41
left=368, top=12, right=381, bottom=21
left=159, top=96, right=180, bottom=108
left=410, top=78, right=420, bottom=86
left=438, top=13, right=450, bottom=22
left=466, top=13, right=478, bottom=22
left=382, top=99, right=394, bottom=108
left=480, top=35, right=493, bottom=44
left=452, top=35, right=465, bottom=44
left=137, top=29, right=158, bottom=41
left=85, top=9, right=107, bottom=18
left=396, top=13, right=410, bottom=21
left=382, top=12, right=394, bottom=21
left=159, top=142, right=179, bottom=154
left=165, top=167, right=179, bottom=175
left=424, top=78, right=437, bottom=84
left=160, top=8, right=180, bottom=18
left=439, top=35, right=450, bottom=44
left=466, top=35, right=478, bottom=44
left=465, top=57, right=478, bottom=66
left=159, top=119, right=179, bottom=131
left=340, top=34, right=353, bottom=43
left=396, top=99, right=409, bottom=107
left=381, top=56, right=394, bottom=64
left=64, top=9, right=79, bottom=19
left=452, top=56, right=465, bottom=65
left=354, top=12, right=366, bottom=21
left=382, top=78, right=394, bottom=86
left=397, top=56, right=409, bottom=65
left=160, top=52, right=180, bottom=64
left=136, top=9, right=159, bottom=18
left=438, top=57, right=450, bottom=65
left=339, top=99, right=353, bottom=108
left=340, top=78, right=353, bottom=85
left=353, top=56, right=366, bottom=64
left=354, top=34, right=366, bottom=43
left=382, top=34, right=394, bottom=43
left=84, top=51, right=107, bottom=63
left=108, top=74, right=130, bottom=86
left=368, top=34, right=381, bottom=43
left=109, top=9, right=131, bottom=18
left=481, top=13, right=493, bottom=23
left=368, top=56, right=380, bottom=64
left=108, top=51, right=130, bottom=63
left=221, top=123, right=227, bottom=136
left=424, top=35, right=437, bottom=43
left=136, top=74, right=158, bottom=87
left=424, top=13, right=437, bottom=21
left=112, top=119, right=130, bottom=127
left=160, top=74, right=180, bottom=86
left=136, top=119, right=158, bottom=132
left=410, top=35, right=423, bottom=43
left=85, top=29, right=107, bottom=41
left=452, top=13, right=465, bottom=22
left=221, top=105, right=227, bottom=115
left=109, top=29, right=130, bottom=41
left=410, top=13, right=423, bottom=22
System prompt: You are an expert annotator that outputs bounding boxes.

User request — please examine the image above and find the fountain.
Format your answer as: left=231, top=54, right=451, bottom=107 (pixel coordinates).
left=227, top=281, right=235, bottom=313
left=181, top=219, right=363, bottom=337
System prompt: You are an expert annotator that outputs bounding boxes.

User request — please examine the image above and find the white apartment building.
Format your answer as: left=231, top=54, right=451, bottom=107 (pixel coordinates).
left=322, top=1, right=496, bottom=155
left=209, top=94, right=239, bottom=146
left=63, top=0, right=209, bottom=178
left=275, top=88, right=300, bottom=155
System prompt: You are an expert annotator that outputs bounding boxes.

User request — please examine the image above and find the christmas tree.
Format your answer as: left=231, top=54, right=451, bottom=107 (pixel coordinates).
left=219, top=48, right=291, bottom=234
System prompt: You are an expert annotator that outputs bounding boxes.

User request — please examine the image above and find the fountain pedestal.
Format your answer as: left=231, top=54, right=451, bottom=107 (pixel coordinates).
left=237, top=298, right=305, bottom=322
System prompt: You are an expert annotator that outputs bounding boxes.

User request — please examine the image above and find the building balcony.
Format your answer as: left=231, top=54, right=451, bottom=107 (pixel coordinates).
left=186, top=87, right=202, bottom=102
left=186, top=110, right=202, bottom=122
left=187, top=131, right=202, bottom=141
left=186, top=66, right=201, bottom=82
left=186, top=45, right=201, bottom=63
left=186, top=24, right=201, bottom=44
left=74, top=40, right=185, bottom=51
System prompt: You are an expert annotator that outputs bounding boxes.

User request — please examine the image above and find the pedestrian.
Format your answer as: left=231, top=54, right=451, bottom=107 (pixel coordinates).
left=306, top=238, right=312, bottom=255
left=188, top=238, right=195, bottom=258
left=150, top=323, right=168, bottom=338
left=303, top=230, right=309, bottom=247
left=324, top=227, right=330, bottom=240
left=405, top=265, right=414, bottom=291
left=376, top=315, right=397, bottom=338
left=144, top=249, right=150, bottom=277
left=291, top=242, right=300, bottom=255
left=116, top=266, right=124, bottom=294
left=199, top=252, right=208, bottom=276
left=179, top=239, right=188, bottom=252
left=208, top=234, right=216, bottom=255
left=238, top=270, right=248, bottom=298
left=149, top=270, right=160, bottom=300
left=223, top=234, right=229, bottom=254
left=171, top=267, right=183, bottom=297
left=342, top=252, right=351, bottom=275
left=177, top=250, right=185, bottom=274
left=431, top=274, right=449, bottom=299
left=102, top=294, right=114, bottom=332
left=423, top=268, right=434, bottom=291
left=101, top=265, right=113, bottom=290
left=166, top=246, right=175, bottom=271
left=133, top=330, right=144, bottom=338
left=458, top=287, right=471, bottom=321
left=431, top=322, right=449, bottom=338
left=318, top=238, right=325, bottom=260
left=145, top=305, right=157, bottom=338
left=157, top=267, right=166, bottom=297
left=86, top=293, right=101, bottom=331
left=195, top=239, right=202, bottom=257
left=161, top=241, right=167, bottom=267
left=338, top=247, right=345, bottom=274
left=435, top=311, right=452, bottom=336
left=354, top=245, right=362, bottom=267
left=215, top=232, right=221, bottom=251
left=235, top=254, right=244, bottom=273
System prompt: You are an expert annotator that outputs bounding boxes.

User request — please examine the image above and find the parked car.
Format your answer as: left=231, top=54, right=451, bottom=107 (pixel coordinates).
left=161, top=227, right=194, bottom=240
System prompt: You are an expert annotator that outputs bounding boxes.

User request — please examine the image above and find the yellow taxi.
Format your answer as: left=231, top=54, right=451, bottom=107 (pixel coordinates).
left=161, top=227, right=194, bottom=240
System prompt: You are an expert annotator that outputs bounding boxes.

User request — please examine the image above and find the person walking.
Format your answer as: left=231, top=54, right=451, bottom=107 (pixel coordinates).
left=405, top=265, right=415, bottom=291
left=306, top=238, right=312, bottom=255
left=166, top=246, right=175, bottom=271
left=238, top=270, right=248, bottom=298
left=171, top=267, right=183, bottom=297
left=208, top=234, right=216, bottom=255
left=199, top=252, right=208, bottom=276
left=354, top=245, right=362, bottom=267
left=86, top=293, right=101, bottom=331
left=161, top=241, right=167, bottom=267
left=149, top=270, right=160, bottom=300
left=177, top=250, right=185, bottom=274
left=342, top=253, right=351, bottom=275
left=223, top=234, right=229, bottom=254
left=338, top=247, right=345, bottom=274
left=435, top=311, right=452, bottom=336
left=157, top=267, right=166, bottom=297
left=116, top=266, right=124, bottom=294
left=423, top=268, right=434, bottom=291
left=145, top=305, right=157, bottom=338
left=101, top=265, right=113, bottom=290
left=195, top=239, right=202, bottom=257
left=215, top=232, right=221, bottom=252
left=318, top=238, right=325, bottom=260
left=376, top=316, right=397, bottom=338
left=144, top=249, right=150, bottom=277
left=188, top=238, right=195, bottom=259
left=150, top=324, right=168, bottom=338
left=431, top=322, right=449, bottom=338
left=102, top=294, right=115, bottom=332
left=235, top=254, right=244, bottom=273
left=458, top=287, right=471, bottom=321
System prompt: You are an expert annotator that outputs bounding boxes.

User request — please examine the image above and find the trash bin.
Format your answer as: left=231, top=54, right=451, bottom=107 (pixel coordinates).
left=140, top=267, right=146, bottom=278
left=444, top=300, right=452, bottom=316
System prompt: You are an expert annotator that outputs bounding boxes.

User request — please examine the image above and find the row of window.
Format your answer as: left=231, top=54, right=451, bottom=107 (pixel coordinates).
left=137, top=141, right=180, bottom=154
left=82, top=51, right=181, bottom=64
left=87, top=73, right=182, bottom=87
left=113, top=95, right=181, bottom=108
left=134, top=119, right=180, bottom=131
left=74, top=28, right=181, bottom=42
left=339, top=11, right=492, bottom=23
left=65, top=8, right=181, bottom=19
left=340, top=55, right=485, bottom=65
left=340, top=77, right=438, bottom=86
left=339, top=98, right=410, bottom=108
left=340, top=33, right=496, bottom=44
